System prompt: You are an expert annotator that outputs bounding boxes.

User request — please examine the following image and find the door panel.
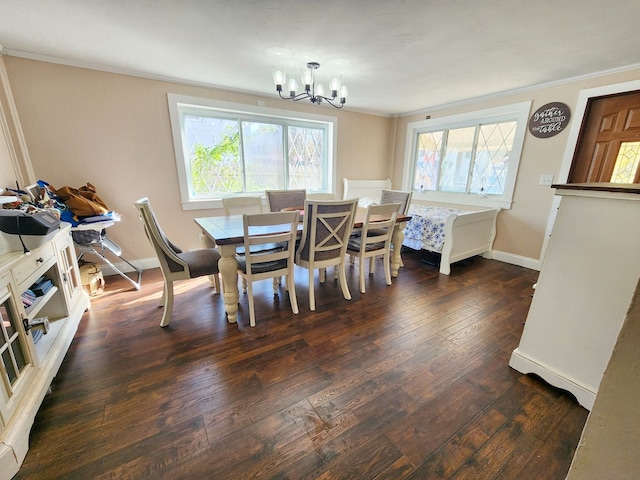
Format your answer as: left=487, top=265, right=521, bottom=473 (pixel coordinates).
left=569, top=90, right=640, bottom=183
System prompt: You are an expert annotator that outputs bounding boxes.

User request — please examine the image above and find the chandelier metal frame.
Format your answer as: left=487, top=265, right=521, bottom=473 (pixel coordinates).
left=273, top=62, right=348, bottom=109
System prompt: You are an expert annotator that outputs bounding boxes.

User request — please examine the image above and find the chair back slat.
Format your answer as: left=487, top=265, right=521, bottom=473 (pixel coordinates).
left=361, top=203, right=400, bottom=247
left=242, top=211, right=299, bottom=276
left=222, top=196, right=263, bottom=216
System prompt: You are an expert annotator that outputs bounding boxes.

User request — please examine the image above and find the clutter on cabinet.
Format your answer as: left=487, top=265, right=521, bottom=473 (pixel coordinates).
left=2, top=180, right=142, bottom=291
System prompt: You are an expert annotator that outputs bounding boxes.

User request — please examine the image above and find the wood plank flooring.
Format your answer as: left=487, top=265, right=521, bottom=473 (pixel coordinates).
left=14, top=250, right=588, bottom=479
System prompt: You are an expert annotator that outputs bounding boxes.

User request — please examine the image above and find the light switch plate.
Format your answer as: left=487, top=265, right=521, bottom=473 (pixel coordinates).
left=539, top=174, right=554, bottom=186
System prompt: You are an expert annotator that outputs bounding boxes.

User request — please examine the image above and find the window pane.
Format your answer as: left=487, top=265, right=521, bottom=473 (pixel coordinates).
left=288, top=126, right=326, bottom=190
left=471, top=122, right=516, bottom=195
left=0, top=302, right=15, bottom=340
left=414, top=131, right=443, bottom=192
left=11, top=338, right=27, bottom=374
left=2, top=349, right=16, bottom=384
left=184, top=115, right=242, bottom=195
left=611, top=141, right=640, bottom=183
left=440, top=127, right=475, bottom=193
left=242, top=122, right=284, bottom=191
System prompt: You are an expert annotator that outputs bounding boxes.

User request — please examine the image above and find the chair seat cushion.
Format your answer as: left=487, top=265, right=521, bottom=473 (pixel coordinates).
left=177, top=249, right=221, bottom=278
left=365, top=228, right=387, bottom=237
left=237, top=256, right=289, bottom=274
left=235, top=243, right=284, bottom=255
left=347, top=238, right=386, bottom=252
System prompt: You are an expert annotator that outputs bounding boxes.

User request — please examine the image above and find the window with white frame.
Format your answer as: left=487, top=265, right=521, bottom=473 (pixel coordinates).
left=168, top=94, right=336, bottom=210
left=403, top=102, right=531, bottom=209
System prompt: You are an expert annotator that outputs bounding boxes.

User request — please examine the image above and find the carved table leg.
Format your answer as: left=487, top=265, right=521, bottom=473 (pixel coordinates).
left=218, top=244, right=239, bottom=323
left=391, top=222, right=406, bottom=278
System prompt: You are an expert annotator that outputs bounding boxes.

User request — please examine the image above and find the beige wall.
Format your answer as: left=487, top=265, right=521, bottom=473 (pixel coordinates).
left=3, top=55, right=640, bottom=265
left=2, top=56, right=392, bottom=261
left=391, top=69, right=640, bottom=260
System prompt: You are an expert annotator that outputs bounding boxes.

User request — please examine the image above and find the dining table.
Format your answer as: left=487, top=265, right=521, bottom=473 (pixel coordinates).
left=195, top=208, right=411, bottom=323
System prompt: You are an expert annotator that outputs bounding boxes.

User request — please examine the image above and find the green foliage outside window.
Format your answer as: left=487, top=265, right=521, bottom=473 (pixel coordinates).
left=190, top=130, right=241, bottom=194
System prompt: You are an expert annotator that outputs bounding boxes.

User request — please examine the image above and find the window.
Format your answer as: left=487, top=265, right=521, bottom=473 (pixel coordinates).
left=403, top=102, right=531, bottom=209
left=168, top=94, right=336, bottom=210
left=611, top=141, right=640, bottom=183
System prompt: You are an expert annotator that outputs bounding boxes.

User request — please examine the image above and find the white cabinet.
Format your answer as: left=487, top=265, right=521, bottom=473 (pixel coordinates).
left=0, top=224, right=90, bottom=479
left=509, top=184, right=640, bottom=410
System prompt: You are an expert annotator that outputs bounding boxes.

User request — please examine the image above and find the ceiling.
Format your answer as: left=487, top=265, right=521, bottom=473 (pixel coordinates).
left=1, top=0, right=639, bottom=116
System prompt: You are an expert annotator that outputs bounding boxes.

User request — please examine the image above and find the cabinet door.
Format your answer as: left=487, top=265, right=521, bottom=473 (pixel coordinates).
left=56, top=235, right=82, bottom=306
left=0, top=273, right=34, bottom=427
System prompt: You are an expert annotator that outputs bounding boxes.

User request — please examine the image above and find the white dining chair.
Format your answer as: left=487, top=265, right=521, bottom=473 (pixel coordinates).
left=346, top=202, right=399, bottom=294
left=222, top=196, right=264, bottom=216
left=237, top=210, right=300, bottom=327
left=295, top=198, right=358, bottom=310
left=134, top=197, right=221, bottom=327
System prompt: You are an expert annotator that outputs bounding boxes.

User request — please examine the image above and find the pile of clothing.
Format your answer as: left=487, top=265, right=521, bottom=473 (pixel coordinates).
left=32, top=180, right=117, bottom=226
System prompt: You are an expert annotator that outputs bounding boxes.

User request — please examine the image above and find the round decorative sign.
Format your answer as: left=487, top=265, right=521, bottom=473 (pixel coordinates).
left=528, top=102, right=571, bottom=138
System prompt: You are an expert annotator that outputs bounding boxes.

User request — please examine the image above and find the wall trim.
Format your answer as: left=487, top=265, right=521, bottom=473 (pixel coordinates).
left=4, top=48, right=640, bottom=119
left=491, top=250, right=540, bottom=271
left=509, top=348, right=595, bottom=410
left=110, top=252, right=539, bottom=281
left=400, top=62, right=640, bottom=117
left=0, top=50, right=389, bottom=117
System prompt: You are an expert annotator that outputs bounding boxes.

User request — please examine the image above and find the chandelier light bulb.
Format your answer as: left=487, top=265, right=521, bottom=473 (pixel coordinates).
left=273, top=70, right=284, bottom=87
left=315, top=84, right=325, bottom=98
left=329, top=77, right=341, bottom=94
left=288, top=78, right=298, bottom=95
left=340, top=85, right=349, bottom=99
left=302, top=69, right=313, bottom=88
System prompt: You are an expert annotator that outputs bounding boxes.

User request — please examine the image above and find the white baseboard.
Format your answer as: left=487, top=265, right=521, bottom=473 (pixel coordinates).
left=491, top=250, right=541, bottom=271
left=509, top=348, right=595, bottom=410
left=103, top=252, right=539, bottom=277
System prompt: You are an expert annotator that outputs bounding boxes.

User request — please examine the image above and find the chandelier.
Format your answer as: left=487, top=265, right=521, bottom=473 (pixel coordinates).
left=273, top=62, right=348, bottom=109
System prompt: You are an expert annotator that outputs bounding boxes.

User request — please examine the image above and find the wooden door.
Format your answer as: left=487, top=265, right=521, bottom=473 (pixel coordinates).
left=568, top=90, right=640, bottom=183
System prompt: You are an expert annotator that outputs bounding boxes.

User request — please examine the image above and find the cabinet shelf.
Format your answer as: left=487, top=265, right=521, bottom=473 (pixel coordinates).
left=32, top=316, right=65, bottom=362
left=24, top=286, right=58, bottom=321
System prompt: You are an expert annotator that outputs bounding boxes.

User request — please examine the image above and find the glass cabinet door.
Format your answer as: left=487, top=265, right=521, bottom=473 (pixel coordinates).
left=58, top=239, right=82, bottom=306
left=0, top=275, right=33, bottom=424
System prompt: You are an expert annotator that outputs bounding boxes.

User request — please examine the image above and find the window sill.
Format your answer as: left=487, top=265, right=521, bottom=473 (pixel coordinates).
left=181, top=199, right=225, bottom=211
left=412, top=191, right=512, bottom=210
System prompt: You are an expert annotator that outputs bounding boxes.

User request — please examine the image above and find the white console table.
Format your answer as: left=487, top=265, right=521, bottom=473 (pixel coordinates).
left=509, top=183, right=640, bottom=410
left=0, top=223, right=90, bottom=479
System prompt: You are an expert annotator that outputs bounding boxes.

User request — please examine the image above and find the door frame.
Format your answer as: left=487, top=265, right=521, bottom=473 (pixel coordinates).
left=540, top=79, right=640, bottom=263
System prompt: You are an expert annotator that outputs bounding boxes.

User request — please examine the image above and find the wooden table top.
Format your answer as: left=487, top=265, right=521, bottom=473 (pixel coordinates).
left=195, top=208, right=410, bottom=245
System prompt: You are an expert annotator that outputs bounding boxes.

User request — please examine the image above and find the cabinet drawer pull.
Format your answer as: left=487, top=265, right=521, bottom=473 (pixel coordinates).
left=36, top=257, right=44, bottom=263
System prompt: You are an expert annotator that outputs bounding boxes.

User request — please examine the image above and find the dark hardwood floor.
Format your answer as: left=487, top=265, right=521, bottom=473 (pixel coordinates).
left=14, top=250, right=588, bottom=479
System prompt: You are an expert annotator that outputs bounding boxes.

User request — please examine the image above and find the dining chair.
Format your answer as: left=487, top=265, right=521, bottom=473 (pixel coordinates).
left=379, top=189, right=412, bottom=267
left=222, top=195, right=275, bottom=285
left=265, top=189, right=307, bottom=212
left=306, top=192, right=336, bottom=200
left=134, top=197, right=221, bottom=327
left=380, top=189, right=413, bottom=214
left=237, top=210, right=300, bottom=327
left=222, top=196, right=264, bottom=216
left=295, top=198, right=358, bottom=310
left=346, top=203, right=399, bottom=294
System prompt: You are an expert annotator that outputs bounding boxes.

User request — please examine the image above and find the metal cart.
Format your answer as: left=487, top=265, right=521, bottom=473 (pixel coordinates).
left=71, top=220, right=142, bottom=290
